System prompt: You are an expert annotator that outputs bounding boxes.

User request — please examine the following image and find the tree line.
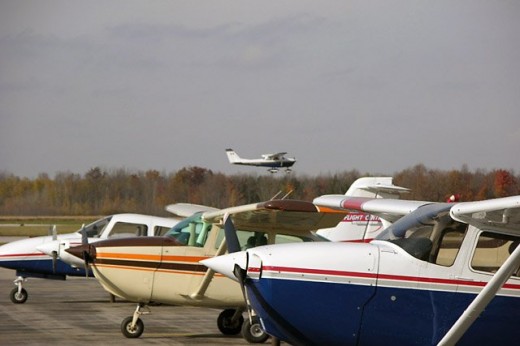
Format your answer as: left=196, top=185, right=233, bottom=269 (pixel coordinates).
left=0, top=164, right=518, bottom=216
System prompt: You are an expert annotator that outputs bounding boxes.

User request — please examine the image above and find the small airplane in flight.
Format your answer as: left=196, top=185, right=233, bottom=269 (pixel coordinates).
left=204, top=195, right=520, bottom=345
left=63, top=177, right=404, bottom=342
left=0, top=213, right=184, bottom=304
left=225, top=148, right=296, bottom=173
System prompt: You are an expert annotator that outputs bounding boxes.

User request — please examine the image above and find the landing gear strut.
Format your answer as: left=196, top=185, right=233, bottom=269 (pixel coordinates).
left=121, top=303, right=150, bottom=338
left=10, top=276, right=28, bottom=304
left=242, top=315, right=269, bottom=343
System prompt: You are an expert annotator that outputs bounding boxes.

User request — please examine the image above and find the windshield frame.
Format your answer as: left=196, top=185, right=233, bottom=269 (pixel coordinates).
left=376, top=203, right=453, bottom=240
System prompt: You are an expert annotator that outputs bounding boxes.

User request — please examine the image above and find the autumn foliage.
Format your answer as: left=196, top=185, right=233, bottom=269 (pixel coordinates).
left=0, top=164, right=517, bottom=216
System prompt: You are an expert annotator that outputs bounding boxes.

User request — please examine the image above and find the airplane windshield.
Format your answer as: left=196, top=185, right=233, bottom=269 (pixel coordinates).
left=164, top=213, right=210, bottom=247
left=376, top=203, right=452, bottom=241
left=79, top=216, right=112, bottom=238
left=375, top=203, right=468, bottom=264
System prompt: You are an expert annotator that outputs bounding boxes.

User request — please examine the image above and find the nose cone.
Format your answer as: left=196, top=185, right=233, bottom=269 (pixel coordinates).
left=200, top=251, right=248, bottom=282
left=66, top=243, right=96, bottom=262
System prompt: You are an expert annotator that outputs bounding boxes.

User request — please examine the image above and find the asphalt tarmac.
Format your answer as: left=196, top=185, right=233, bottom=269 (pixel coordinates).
left=0, top=267, right=261, bottom=345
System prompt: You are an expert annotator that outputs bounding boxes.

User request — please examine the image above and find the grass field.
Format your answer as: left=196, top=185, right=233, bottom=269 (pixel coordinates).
left=0, top=216, right=100, bottom=237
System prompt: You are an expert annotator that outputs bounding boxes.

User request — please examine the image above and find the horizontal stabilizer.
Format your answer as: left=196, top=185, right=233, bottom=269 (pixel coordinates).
left=345, top=177, right=410, bottom=198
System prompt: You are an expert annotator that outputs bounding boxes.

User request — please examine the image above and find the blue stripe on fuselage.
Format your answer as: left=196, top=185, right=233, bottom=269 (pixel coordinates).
left=0, top=259, right=90, bottom=277
left=247, top=278, right=520, bottom=346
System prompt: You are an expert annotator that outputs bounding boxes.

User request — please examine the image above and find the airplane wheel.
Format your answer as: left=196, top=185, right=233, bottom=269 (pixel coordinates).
left=217, top=309, right=244, bottom=335
left=242, top=316, right=269, bottom=343
left=10, top=287, right=28, bottom=304
left=121, top=316, right=144, bottom=338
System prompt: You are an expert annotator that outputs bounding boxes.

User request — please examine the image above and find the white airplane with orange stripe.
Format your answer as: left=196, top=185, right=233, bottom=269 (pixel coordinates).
left=64, top=177, right=408, bottom=342
left=66, top=199, right=349, bottom=342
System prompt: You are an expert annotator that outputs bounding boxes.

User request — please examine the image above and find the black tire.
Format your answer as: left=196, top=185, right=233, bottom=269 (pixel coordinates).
left=121, top=316, right=144, bottom=338
left=10, top=287, right=28, bottom=304
left=242, top=316, right=269, bottom=343
left=217, top=309, right=244, bottom=335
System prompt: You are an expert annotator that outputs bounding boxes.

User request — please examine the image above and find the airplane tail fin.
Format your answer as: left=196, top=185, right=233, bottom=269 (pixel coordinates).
left=317, top=177, right=409, bottom=242
left=225, top=148, right=241, bottom=163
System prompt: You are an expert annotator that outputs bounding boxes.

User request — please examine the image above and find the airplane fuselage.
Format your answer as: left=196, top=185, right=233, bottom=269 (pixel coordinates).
left=225, top=149, right=296, bottom=171
left=0, top=234, right=89, bottom=278
left=0, top=214, right=180, bottom=303
left=209, top=222, right=520, bottom=345
left=86, top=236, right=244, bottom=307
left=231, top=159, right=296, bottom=168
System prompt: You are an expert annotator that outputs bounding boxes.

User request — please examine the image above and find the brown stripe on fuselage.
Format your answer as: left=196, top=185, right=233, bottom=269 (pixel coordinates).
left=92, top=236, right=182, bottom=248
left=95, top=258, right=208, bottom=273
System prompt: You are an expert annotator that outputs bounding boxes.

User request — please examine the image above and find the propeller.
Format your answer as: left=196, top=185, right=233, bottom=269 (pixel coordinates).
left=80, top=225, right=90, bottom=277
left=49, top=225, right=58, bottom=274
left=64, top=224, right=95, bottom=278
left=223, top=215, right=241, bottom=254
left=223, top=215, right=254, bottom=318
left=223, top=215, right=248, bottom=283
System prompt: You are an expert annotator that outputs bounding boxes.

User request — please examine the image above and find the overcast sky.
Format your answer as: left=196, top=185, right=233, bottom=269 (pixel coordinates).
left=1, top=1, right=519, bottom=178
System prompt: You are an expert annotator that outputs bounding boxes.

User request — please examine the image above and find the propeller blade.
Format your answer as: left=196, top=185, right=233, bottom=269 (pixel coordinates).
left=83, top=250, right=89, bottom=277
left=224, top=214, right=241, bottom=253
left=80, top=224, right=88, bottom=245
left=50, top=225, right=57, bottom=241
left=51, top=251, right=57, bottom=274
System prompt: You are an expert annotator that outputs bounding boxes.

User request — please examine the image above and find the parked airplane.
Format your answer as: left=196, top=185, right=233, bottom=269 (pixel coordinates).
left=48, top=177, right=405, bottom=272
left=204, top=195, right=520, bottom=345
left=0, top=213, right=182, bottom=304
left=65, top=199, right=350, bottom=342
left=61, top=176, right=406, bottom=342
left=225, top=148, right=296, bottom=173
left=38, top=203, right=218, bottom=270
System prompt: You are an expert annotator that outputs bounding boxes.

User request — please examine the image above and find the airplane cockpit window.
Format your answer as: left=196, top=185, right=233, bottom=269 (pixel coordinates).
left=164, top=213, right=210, bottom=247
left=242, top=232, right=268, bottom=250
left=471, top=232, right=520, bottom=276
left=154, top=226, right=171, bottom=236
left=81, top=216, right=111, bottom=238
left=428, top=221, right=467, bottom=266
left=109, top=222, right=148, bottom=238
left=375, top=203, right=468, bottom=263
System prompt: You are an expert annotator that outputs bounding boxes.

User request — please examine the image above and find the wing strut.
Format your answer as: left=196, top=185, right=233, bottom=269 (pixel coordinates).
left=438, top=243, right=520, bottom=345
left=189, top=230, right=228, bottom=300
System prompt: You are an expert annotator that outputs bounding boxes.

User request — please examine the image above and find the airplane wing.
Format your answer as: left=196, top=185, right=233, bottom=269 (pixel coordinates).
left=202, top=199, right=348, bottom=234
left=313, top=195, right=431, bottom=223
left=165, top=203, right=219, bottom=218
left=450, top=195, right=520, bottom=234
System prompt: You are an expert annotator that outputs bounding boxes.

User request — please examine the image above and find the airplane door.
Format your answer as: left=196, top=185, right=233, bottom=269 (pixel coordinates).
left=150, top=238, right=210, bottom=304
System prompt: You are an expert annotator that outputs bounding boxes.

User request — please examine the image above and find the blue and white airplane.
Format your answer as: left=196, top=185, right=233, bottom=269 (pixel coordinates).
left=0, top=213, right=183, bottom=304
left=225, top=148, right=296, bottom=173
left=204, top=195, right=520, bottom=345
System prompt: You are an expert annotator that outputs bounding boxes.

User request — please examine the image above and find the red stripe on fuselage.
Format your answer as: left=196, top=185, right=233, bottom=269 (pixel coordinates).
left=261, top=265, right=520, bottom=290
left=0, top=252, right=45, bottom=258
